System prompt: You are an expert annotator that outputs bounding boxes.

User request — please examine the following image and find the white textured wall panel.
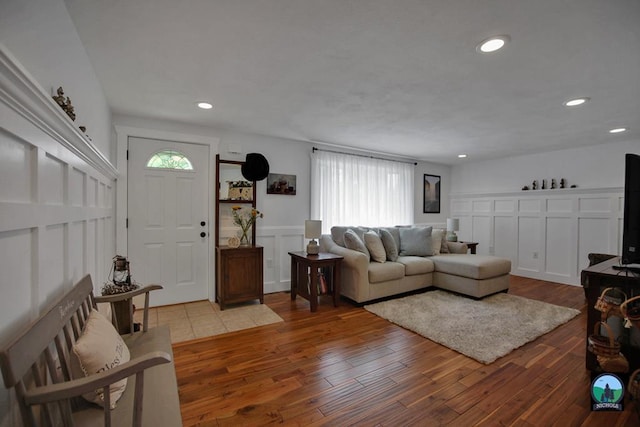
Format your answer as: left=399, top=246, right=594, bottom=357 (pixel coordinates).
left=519, top=199, right=541, bottom=212
left=545, top=217, right=572, bottom=277
left=0, top=228, right=33, bottom=343
left=547, top=198, right=572, bottom=213
left=42, top=153, right=65, bottom=205
left=451, top=188, right=623, bottom=285
left=0, top=134, right=33, bottom=203
left=518, top=216, right=541, bottom=272
left=579, top=197, right=611, bottom=213
left=578, top=218, right=612, bottom=272
left=495, top=200, right=514, bottom=213
left=472, top=200, right=491, bottom=212
left=471, top=216, right=491, bottom=254
left=493, top=216, right=515, bottom=259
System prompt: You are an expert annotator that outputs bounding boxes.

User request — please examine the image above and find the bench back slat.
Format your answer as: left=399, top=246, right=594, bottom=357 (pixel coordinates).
left=0, top=274, right=95, bottom=388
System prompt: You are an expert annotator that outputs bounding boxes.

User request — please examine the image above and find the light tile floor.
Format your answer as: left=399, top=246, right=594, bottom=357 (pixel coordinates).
left=134, top=300, right=284, bottom=343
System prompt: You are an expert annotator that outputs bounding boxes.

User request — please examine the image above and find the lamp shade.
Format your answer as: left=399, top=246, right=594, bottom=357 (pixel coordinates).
left=305, top=220, right=322, bottom=239
left=447, top=218, right=459, bottom=231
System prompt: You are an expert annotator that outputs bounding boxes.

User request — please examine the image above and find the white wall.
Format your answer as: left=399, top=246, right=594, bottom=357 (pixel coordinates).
left=450, top=140, right=640, bottom=194
left=450, top=140, right=640, bottom=285
left=0, top=0, right=113, bottom=161
left=0, top=1, right=115, bottom=425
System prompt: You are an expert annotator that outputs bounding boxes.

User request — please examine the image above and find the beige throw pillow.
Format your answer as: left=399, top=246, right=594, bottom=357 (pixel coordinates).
left=364, top=231, right=386, bottom=263
left=431, top=229, right=445, bottom=255
left=70, top=309, right=131, bottom=409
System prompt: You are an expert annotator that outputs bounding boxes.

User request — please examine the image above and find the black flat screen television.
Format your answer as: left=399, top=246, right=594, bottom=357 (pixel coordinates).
left=621, top=153, right=640, bottom=266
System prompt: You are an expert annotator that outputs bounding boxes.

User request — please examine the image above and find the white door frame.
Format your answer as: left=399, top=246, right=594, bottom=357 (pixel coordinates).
left=115, top=125, right=220, bottom=301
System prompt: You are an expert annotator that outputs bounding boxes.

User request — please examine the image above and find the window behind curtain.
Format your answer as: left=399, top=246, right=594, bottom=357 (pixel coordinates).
left=310, top=150, right=414, bottom=233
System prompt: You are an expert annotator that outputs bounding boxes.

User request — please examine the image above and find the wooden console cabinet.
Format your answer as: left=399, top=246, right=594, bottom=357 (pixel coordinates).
left=216, top=245, right=264, bottom=310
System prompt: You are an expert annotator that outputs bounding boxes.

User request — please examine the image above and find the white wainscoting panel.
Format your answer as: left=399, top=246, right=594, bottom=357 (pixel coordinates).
left=0, top=46, right=117, bottom=348
left=518, top=216, right=541, bottom=272
left=256, top=226, right=305, bottom=294
left=545, top=217, right=572, bottom=278
left=450, top=187, right=623, bottom=285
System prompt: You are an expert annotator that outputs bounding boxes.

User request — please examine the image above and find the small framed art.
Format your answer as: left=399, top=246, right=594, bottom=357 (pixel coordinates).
left=423, top=174, right=441, bottom=213
left=267, top=173, right=297, bottom=195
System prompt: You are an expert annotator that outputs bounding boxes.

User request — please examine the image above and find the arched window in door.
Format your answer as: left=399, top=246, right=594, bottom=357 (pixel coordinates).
left=146, top=150, right=194, bottom=170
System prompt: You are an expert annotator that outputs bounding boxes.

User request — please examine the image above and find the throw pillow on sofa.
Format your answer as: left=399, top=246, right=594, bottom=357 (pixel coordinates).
left=431, top=229, right=445, bottom=255
left=379, top=228, right=399, bottom=261
left=398, top=226, right=433, bottom=256
left=364, top=231, right=386, bottom=263
left=440, top=232, right=450, bottom=253
left=344, top=228, right=370, bottom=258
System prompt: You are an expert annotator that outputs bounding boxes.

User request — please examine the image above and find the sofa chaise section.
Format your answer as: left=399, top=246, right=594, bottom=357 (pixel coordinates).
left=320, top=226, right=511, bottom=303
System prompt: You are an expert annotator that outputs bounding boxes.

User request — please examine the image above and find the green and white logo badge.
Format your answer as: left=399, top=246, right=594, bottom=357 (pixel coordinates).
left=591, top=373, right=624, bottom=411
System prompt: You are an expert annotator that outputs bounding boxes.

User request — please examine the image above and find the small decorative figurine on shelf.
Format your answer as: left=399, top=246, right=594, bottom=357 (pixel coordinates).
left=522, top=185, right=529, bottom=191
left=551, top=179, right=557, bottom=189
left=532, top=180, right=538, bottom=190
left=541, top=179, right=547, bottom=190
left=51, top=86, right=76, bottom=121
left=560, top=178, right=566, bottom=189
left=52, top=86, right=66, bottom=108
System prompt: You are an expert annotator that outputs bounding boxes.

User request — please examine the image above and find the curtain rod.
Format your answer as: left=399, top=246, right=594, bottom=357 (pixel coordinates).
left=312, top=147, right=417, bottom=165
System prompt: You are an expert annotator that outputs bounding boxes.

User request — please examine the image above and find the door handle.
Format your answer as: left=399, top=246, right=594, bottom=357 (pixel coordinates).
left=200, top=232, right=207, bottom=238
left=201, top=221, right=206, bottom=227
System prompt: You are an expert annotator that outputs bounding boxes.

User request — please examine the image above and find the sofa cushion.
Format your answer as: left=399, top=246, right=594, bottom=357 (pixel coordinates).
left=368, top=261, right=405, bottom=283
left=397, top=256, right=435, bottom=276
left=379, top=228, right=399, bottom=262
left=344, top=228, right=370, bottom=258
left=364, top=231, right=386, bottom=263
left=431, top=229, right=445, bottom=255
left=430, top=254, right=511, bottom=279
left=398, top=226, right=433, bottom=256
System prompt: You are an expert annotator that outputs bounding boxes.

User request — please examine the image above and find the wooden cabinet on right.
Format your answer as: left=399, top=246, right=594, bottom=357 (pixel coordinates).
left=216, top=246, right=264, bottom=310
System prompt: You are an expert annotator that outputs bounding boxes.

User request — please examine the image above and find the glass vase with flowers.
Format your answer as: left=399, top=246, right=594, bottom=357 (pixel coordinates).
left=231, top=206, right=263, bottom=246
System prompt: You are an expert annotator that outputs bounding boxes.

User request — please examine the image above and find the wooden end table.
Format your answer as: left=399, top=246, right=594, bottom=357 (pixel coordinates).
left=289, top=251, right=343, bottom=312
left=460, top=241, right=478, bottom=254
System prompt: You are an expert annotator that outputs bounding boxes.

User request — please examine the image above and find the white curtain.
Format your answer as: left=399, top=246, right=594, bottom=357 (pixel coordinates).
left=310, top=150, right=414, bottom=233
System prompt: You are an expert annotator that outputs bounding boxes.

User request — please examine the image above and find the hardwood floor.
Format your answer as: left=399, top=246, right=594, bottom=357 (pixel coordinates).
left=173, top=276, right=640, bottom=426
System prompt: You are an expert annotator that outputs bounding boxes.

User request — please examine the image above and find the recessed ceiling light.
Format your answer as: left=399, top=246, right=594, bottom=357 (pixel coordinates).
left=476, top=35, right=510, bottom=53
left=609, top=127, right=627, bottom=134
left=197, top=102, right=213, bottom=110
left=458, top=154, right=467, bottom=158
left=564, top=97, right=589, bottom=107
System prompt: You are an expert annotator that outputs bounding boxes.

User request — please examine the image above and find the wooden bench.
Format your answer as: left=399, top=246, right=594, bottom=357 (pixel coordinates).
left=0, top=275, right=183, bottom=426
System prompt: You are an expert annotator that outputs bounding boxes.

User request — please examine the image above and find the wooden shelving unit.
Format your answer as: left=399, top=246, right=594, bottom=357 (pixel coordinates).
left=214, top=155, right=263, bottom=309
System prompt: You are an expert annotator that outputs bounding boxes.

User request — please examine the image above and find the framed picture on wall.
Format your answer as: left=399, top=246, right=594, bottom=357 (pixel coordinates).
left=423, top=174, right=441, bottom=213
left=267, top=173, right=297, bottom=195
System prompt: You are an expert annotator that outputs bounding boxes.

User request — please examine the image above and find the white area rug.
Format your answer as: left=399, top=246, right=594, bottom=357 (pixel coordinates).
left=364, top=290, right=580, bottom=364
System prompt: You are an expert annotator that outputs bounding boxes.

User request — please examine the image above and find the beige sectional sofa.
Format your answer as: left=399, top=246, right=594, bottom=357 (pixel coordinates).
left=319, top=225, right=511, bottom=303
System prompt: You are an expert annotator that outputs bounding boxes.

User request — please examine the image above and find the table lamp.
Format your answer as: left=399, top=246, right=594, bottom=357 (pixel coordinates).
left=305, top=220, right=322, bottom=255
left=446, top=218, right=459, bottom=242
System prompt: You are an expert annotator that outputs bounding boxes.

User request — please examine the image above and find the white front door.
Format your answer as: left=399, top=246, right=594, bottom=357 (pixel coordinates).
left=128, top=137, right=209, bottom=306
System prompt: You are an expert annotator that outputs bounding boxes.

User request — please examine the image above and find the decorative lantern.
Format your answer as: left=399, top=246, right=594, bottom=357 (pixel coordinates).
left=111, top=255, right=131, bottom=286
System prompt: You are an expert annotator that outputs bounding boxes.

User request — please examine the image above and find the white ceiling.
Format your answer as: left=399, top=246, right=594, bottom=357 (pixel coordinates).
left=64, top=0, right=640, bottom=165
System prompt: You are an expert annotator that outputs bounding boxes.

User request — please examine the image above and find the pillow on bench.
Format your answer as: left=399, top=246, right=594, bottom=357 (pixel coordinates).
left=70, top=309, right=131, bottom=409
